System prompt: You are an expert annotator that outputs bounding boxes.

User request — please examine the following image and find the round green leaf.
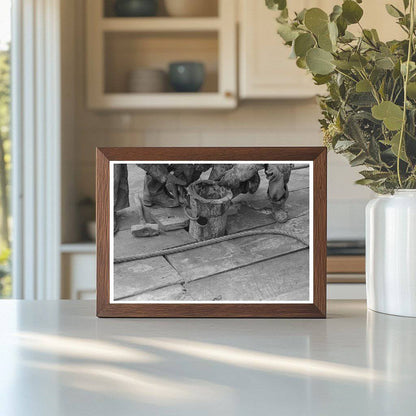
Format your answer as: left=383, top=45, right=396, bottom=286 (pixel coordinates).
left=336, top=15, right=348, bottom=35
left=266, top=0, right=287, bottom=11
left=296, top=57, right=307, bottom=69
left=383, top=133, right=409, bottom=162
left=385, top=4, right=403, bottom=18
left=318, top=22, right=338, bottom=52
left=277, top=23, right=299, bottom=42
left=296, top=8, right=307, bottom=22
left=328, top=21, right=338, bottom=42
left=318, top=32, right=333, bottom=52
left=333, top=59, right=353, bottom=70
left=371, top=29, right=380, bottom=42
left=356, top=79, right=372, bottom=92
left=407, top=82, right=416, bottom=99
left=313, top=74, right=331, bottom=85
left=330, top=5, right=343, bottom=22
left=371, top=101, right=403, bottom=130
left=306, top=48, right=335, bottom=75
left=342, top=0, right=363, bottom=24
left=294, top=33, right=315, bottom=57
left=304, top=8, right=329, bottom=35
left=350, top=53, right=368, bottom=69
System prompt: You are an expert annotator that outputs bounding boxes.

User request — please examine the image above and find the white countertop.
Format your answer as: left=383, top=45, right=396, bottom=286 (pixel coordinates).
left=0, top=300, right=414, bottom=415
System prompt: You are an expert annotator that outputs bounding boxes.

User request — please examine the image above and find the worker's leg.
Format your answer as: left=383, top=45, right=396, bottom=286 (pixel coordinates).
left=113, top=164, right=130, bottom=233
left=142, top=174, right=179, bottom=208
left=266, top=164, right=292, bottom=223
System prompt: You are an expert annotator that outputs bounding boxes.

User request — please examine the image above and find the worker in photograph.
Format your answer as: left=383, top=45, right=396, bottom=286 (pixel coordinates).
left=113, top=163, right=293, bottom=233
left=138, top=163, right=211, bottom=208
left=211, top=163, right=292, bottom=222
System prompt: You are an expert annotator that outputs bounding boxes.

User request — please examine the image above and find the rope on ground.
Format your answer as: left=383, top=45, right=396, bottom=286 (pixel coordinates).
left=114, top=229, right=309, bottom=264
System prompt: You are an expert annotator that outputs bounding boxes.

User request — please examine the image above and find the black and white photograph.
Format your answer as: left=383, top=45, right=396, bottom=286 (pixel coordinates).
left=110, top=162, right=313, bottom=303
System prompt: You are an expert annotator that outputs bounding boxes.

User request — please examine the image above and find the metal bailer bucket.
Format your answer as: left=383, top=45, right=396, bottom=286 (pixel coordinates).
left=186, top=180, right=233, bottom=241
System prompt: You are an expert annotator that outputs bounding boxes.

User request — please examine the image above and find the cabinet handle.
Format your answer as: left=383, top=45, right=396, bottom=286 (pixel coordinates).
left=225, top=91, right=234, bottom=98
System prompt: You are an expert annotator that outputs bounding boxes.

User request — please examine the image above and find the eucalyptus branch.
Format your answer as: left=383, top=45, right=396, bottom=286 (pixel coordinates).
left=393, top=85, right=404, bottom=103
left=267, top=0, right=416, bottom=193
left=397, top=0, right=415, bottom=187
left=390, top=79, right=398, bottom=101
left=358, top=69, right=381, bottom=104
left=334, top=68, right=358, bottom=83
left=358, top=22, right=378, bottom=49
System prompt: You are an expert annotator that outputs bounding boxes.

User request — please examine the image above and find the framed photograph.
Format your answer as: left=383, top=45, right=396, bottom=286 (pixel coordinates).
left=96, top=147, right=327, bottom=318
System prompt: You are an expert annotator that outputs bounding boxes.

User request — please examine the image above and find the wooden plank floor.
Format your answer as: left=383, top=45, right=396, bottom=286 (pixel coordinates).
left=113, top=166, right=310, bottom=302
left=181, top=250, right=309, bottom=301
left=166, top=215, right=308, bottom=284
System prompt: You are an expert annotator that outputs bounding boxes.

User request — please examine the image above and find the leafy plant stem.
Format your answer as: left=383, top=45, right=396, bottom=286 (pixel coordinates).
left=390, top=79, right=398, bottom=101
left=358, top=22, right=378, bottom=49
left=358, top=69, right=380, bottom=104
left=334, top=68, right=357, bottom=83
left=393, top=86, right=404, bottom=103
left=397, top=0, right=415, bottom=187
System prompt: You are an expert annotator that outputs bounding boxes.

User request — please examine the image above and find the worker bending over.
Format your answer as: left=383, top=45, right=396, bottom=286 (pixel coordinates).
left=113, top=163, right=293, bottom=233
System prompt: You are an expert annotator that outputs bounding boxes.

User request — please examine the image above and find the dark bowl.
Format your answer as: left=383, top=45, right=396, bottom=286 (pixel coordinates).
left=169, top=62, right=205, bottom=93
left=114, top=0, right=158, bottom=17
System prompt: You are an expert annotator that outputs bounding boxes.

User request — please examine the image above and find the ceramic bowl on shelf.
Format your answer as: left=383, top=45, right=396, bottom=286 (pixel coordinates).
left=127, top=68, right=167, bottom=93
left=114, top=0, right=158, bottom=17
left=168, top=62, right=205, bottom=92
left=164, top=0, right=217, bottom=17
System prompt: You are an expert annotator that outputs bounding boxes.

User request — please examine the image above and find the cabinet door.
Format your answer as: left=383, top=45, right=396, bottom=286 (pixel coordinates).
left=239, top=0, right=403, bottom=99
left=360, top=0, right=404, bottom=41
left=62, top=253, right=96, bottom=300
left=239, top=0, right=320, bottom=99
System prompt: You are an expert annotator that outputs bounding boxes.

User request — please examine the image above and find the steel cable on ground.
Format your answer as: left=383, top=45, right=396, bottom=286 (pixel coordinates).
left=114, top=229, right=309, bottom=264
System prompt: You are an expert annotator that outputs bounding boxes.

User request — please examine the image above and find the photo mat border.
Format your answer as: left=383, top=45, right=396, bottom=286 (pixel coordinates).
left=109, top=161, right=314, bottom=305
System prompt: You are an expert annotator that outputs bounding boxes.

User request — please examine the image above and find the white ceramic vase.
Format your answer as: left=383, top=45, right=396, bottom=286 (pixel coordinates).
left=366, top=190, right=416, bottom=317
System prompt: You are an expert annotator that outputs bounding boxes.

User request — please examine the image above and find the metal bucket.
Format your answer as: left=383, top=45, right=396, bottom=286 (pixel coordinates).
left=186, top=180, right=233, bottom=241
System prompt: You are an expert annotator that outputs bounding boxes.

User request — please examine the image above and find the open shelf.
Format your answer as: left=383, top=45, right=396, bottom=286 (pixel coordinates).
left=91, top=92, right=235, bottom=109
left=104, top=31, right=219, bottom=94
left=61, top=242, right=96, bottom=254
left=86, top=0, right=237, bottom=109
left=103, top=0, right=219, bottom=18
left=101, top=17, right=221, bottom=32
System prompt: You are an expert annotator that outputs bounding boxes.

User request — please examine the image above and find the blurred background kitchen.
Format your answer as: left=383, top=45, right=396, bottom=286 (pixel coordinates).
left=1, top=0, right=403, bottom=300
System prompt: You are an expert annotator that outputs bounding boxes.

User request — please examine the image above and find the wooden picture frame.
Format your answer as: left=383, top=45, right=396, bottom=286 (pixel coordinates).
left=97, top=147, right=327, bottom=318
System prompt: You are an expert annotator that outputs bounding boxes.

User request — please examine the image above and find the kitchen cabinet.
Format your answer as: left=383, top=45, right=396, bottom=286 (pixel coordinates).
left=61, top=244, right=96, bottom=300
left=86, top=0, right=237, bottom=109
left=239, top=0, right=324, bottom=99
left=87, top=0, right=404, bottom=107
left=238, top=0, right=404, bottom=99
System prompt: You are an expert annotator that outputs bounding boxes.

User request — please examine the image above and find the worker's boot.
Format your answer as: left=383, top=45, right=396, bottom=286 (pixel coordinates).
left=142, top=175, right=179, bottom=208
left=271, top=203, right=289, bottom=223
left=267, top=165, right=290, bottom=223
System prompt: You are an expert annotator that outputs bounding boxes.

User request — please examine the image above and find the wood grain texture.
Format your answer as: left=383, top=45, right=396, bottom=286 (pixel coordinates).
left=96, top=148, right=110, bottom=317
left=96, top=147, right=327, bottom=318
left=179, top=250, right=310, bottom=302
left=167, top=215, right=308, bottom=284
left=313, top=148, right=327, bottom=318
left=114, top=257, right=183, bottom=300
